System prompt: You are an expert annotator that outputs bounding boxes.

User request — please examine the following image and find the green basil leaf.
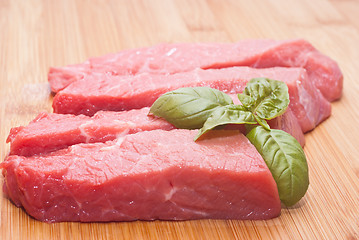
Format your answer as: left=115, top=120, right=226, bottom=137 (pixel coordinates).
left=149, top=87, right=233, bottom=129
left=254, top=115, right=270, bottom=130
left=237, top=93, right=253, bottom=111
left=194, top=104, right=257, bottom=141
left=246, top=126, right=309, bottom=206
left=240, top=78, right=289, bottom=120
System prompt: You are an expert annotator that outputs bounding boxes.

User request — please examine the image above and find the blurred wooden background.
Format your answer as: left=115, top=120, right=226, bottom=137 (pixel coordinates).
left=1, top=0, right=359, bottom=239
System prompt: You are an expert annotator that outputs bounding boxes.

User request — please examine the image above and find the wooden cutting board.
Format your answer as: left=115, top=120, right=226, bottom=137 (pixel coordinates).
left=1, top=0, right=358, bottom=239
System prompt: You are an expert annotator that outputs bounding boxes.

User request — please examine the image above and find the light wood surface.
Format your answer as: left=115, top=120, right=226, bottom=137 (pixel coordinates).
left=1, top=0, right=359, bottom=239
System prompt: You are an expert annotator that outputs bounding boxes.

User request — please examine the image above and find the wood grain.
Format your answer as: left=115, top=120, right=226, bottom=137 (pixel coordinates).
left=1, top=0, right=359, bottom=239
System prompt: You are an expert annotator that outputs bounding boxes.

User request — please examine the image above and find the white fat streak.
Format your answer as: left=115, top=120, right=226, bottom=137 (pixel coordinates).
left=115, top=135, right=127, bottom=147
left=99, top=129, right=130, bottom=151
left=7, top=157, right=22, bottom=168
left=166, top=47, right=177, bottom=56
left=194, top=68, right=202, bottom=84
left=113, top=119, right=136, bottom=128
left=164, top=187, right=209, bottom=217
left=74, top=200, right=82, bottom=210
left=116, top=127, right=130, bottom=140
left=99, top=145, right=118, bottom=152
left=78, top=120, right=94, bottom=143
left=164, top=187, right=178, bottom=201
left=69, top=144, right=79, bottom=153
left=183, top=208, right=209, bottom=217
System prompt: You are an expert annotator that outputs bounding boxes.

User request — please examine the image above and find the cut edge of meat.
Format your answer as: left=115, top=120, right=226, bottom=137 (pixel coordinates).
left=1, top=129, right=282, bottom=222
left=6, top=103, right=304, bottom=158
left=47, top=39, right=343, bottom=102
left=6, top=108, right=176, bottom=157
left=52, top=66, right=331, bottom=135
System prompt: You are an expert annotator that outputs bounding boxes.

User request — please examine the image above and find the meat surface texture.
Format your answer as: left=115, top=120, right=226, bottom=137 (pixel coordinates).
left=7, top=106, right=305, bottom=157
left=267, top=108, right=305, bottom=146
left=53, top=66, right=331, bottom=133
left=2, top=38, right=341, bottom=223
left=6, top=108, right=175, bottom=157
left=48, top=39, right=343, bottom=101
left=1, top=129, right=281, bottom=222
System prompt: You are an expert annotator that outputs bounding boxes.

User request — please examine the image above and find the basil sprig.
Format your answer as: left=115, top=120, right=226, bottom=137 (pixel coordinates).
left=193, top=78, right=289, bottom=138
left=150, top=87, right=233, bottom=129
left=238, top=78, right=290, bottom=121
left=149, top=78, right=309, bottom=206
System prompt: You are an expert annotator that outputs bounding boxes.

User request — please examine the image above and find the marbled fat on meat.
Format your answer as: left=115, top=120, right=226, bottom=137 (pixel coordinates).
left=7, top=106, right=305, bottom=157
left=53, top=66, right=331, bottom=133
left=1, top=130, right=281, bottom=222
left=49, top=39, right=343, bottom=101
left=6, top=108, right=175, bottom=156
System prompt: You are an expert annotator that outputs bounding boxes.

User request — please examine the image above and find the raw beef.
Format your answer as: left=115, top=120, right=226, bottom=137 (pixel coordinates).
left=1, top=129, right=281, bottom=222
left=7, top=106, right=305, bottom=157
left=53, top=66, right=331, bottom=133
left=267, top=109, right=305, bottom=146
left=6, top=108, right=174, bottom=157
left=48, top=39, right=343, bottom=101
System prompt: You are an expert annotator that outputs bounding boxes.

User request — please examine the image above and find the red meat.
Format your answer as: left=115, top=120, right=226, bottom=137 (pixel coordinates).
left=6, top=108, right=174, bottom=156
left=1, top=129, right=281, bottom=222
left=53, top=66, right=331, bottom=133
left=49, top=39, right=343, bottom=101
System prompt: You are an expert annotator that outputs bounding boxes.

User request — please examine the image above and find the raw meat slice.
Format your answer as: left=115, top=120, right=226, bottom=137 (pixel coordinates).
left=6, top=108, right=175, bottom=157
left=48, top=39, right=343, bottom=101
left=1, top=129, right=281, bottom=222
left=267, top=108, right=305, bottom=146
left=7, top=105, right=305, bottom=157
left=53, top=66, right=331, bottom=133
left=48, top=61, right=91, bottom=94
